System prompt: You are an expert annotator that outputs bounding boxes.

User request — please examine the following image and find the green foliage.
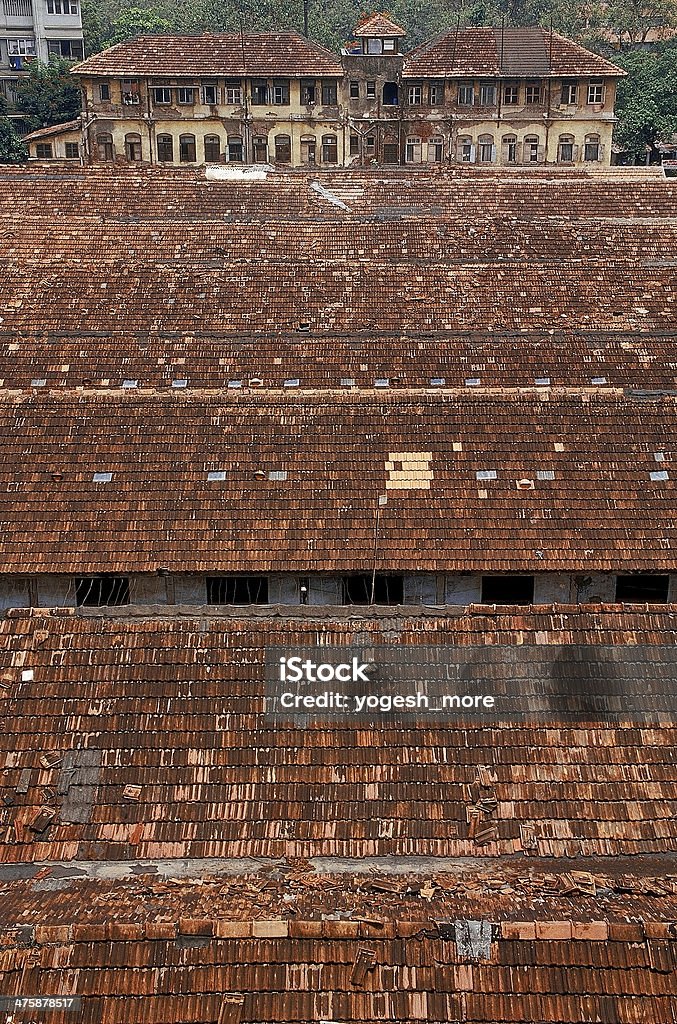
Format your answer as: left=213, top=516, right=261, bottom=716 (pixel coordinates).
left=81, top=0, right=108, bottom=55
left=14, top=57, right=82, bottom=131
left=0, top=119, right=28, bottom=163
left=612, top=41, right=677, bottom=159
left=105, top=6, right=176, bottom=46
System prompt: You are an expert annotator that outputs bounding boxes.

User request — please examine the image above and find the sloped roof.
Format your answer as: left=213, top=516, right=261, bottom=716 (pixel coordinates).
left=22, top=119, right=80, bottom=143
left=0, top=391, right=675, bottom=573
left=0, top=607, right=676, bottom=864
left=72, top=31, right=343, bottom=77
left=403, top=26, right=625, bottom=77
left=353, top=12, right=407, bottom=37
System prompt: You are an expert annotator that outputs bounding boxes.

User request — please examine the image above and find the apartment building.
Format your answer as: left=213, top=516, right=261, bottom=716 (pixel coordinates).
left=46, top=16, right=623, bottom=168
left=0, top=0, right=83, bottom=124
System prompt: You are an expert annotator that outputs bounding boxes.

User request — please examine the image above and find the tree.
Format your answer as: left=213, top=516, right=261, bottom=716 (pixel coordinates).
left=612, top=42, right=677, bottom=160
left=14, top=57, right=82, bottom=131
left=81, top=0, right=109, bottom=55
left=104, top=6, right=176, bottom=45
left=604, top=0, right=677, bottom=48
left=0, top=119, right=28, bottom=163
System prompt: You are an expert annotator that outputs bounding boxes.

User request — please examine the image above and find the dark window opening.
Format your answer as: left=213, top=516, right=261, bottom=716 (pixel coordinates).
left=382, top=81, right=398, bottom=105
left=349, top=80, right=359, bottom=98
left=342, top=574, right=404, bottom=605
left=206, top=577, right=269, bottom=605
left=65, top=142, right=79, bottom=159
left=300, top=80, right=316, bottom=104
left=251, top=80, right=268, bottom=104
left=36, top=143, right=53, bottom=159
left=349, top=134, right=359, bottom=155
left=204, top=135, right=221, bottom=161
left=615, top=575, right=669, bottom=603
left=481, top=576, right=534, bottom=605
left=321, top=80, right=337, bottom=105
left=76, top=576, right=130, bottom=607
left=383, top=142, right=399, bottom=163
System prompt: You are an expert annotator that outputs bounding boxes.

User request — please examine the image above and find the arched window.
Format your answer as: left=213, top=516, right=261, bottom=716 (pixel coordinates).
left=478, top=133, right=494, bottom=163
left=458, top=135, right=473, bottom=162
left=321, top=134, right=337, bottom=163
left=524, top=134, right=540, bottom=163
left=124, top=133, right=142, bottom=162
left=204, top=134, right=221, bottom=162
left=96, top=133, right=114, bottom=162
left=156, top=134, right=173, bottom=162
left=558, top=134, right=574, bottom=163
left=227, top=136, right=243, bottom=162
left=179, top=134, right=196, bottom=163
left=405, top=136, right=422, bottom=163
left=253, top=135, right=268, bottom=163
left=502, top=134, right=517, bottom=163
left=427, top=136, right=443, bottom=162
left=300, top=135, right=316, bottom=165
left=274, top=133, right=291, bottom=163
left=584, top=133, right=600, bottom=161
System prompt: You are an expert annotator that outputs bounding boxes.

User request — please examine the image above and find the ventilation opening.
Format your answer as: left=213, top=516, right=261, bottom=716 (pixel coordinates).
left=615, top=574, right=669, bottom=603
left=342, top=574, right=404, bottom=605
left=481, top=575, right=535, bottom=605
left=75, top=576, right=130, bottom=607
left=206, top=576, right=269, bottom=605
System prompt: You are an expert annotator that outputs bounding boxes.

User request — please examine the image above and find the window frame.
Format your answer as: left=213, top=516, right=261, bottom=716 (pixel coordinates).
left=204, top=134, right=221, bottom=162
left=225, top=80, right=242, bottom=104
left=321, top=133, right=338, bottom=163
left=153, top=86, right=172, bottom=105
left=321, top=79, right=337, bottom=105
left=36, top=142, right=53, bottom=159
left=156, top=133, right=174, bottom=162
left=64, top=141, right=79, bottom=159
left=177, top=86, right=195, bottom=105
left=179, top=133, right=196, bottom=163
left=457, top=82, right=474, bottom=105
left=525, top=81, right=541, bottom=104
left=587, top=80, right=604, bottom=104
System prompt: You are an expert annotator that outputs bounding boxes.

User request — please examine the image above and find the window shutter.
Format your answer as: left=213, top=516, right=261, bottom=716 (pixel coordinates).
left=537, top=144, right=545, bottom=163
left=572, top=143, right=580, bottom=162
left=515, top=142, right=524, bottom=163
left=490, top=144, right=496, bottom=163
left=598, top=143, right=605, bottom=162
left=470, top=144, right=476, bottom=163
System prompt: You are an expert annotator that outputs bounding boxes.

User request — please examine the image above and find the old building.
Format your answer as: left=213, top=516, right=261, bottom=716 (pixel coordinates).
left=22, top=115, right=80, bottom=158
left=0, top=164, right=675, bottom=1021
left=0, top=0, right=83, bottom=129
left=62, top=19, right=623, bottom=168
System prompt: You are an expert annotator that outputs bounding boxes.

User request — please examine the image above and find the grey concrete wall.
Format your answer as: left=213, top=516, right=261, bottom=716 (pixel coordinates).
left=0, top=577, right=29, bottom=610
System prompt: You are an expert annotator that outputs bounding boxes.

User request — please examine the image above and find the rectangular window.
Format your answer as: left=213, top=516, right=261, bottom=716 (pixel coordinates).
left=207, top=577, right=268, bottom=605
left=157, top=135, right=173, bottom=162
left=366, top=80, right=376, bottom=98
left=365, top=135, right=376, bottom=153
left=202, top=83, right=218, bottom=104
left=503, top=84, right=518, bottom=104
left=46, top=0, right=79, bottom=11
left=429, top=83, right=442, bottom=105
left=76, top=576, right=130, bottom=607
left=461, top=138, right=472, bottom=162
left=64, top=141, right=79, bottom=158
left=204, top=135, right=221, bottom=161
left=584, top=139, right=600, bottom=161
left=121, top=79, right=140, bottom=105
left=177, top=87, right=194, bottom=105
left=587, top=81, right=604, bottom=103
left=366, top=38, right=382, bottom=54
left=349, top=134, right=359, bottom=155
left=322, top=135, right=337, bottom=163
left=342, top=575, right=404, bottom=605
left=300, top=80, right=316, bottom=104
left=47, top=38, right=83, bottom=58
left=382, top=37, right=396, bottom=51
left=251, top=80, right=268, bottom=104
left=615, top=575, right=669, bottom=602
left=525, top=82, right=541, bottom=104
left=481, top=576, right=534, bottom=604
left=408, top=85, right=422, bottom=104
left=457, top=83, right=473, bottom=105
left=271, top=79, right=289, bottom=105
left=559, top=141, right=573, bottom=162
left=321, top=80, right=337, bottom=105
left=8, top=38, right=36, bottom=55
left=349, top=80, right=359, bottom=98
left=153, top=87, right=171, bottom=104
left=99, top=82, right=110, bottom=101
left=225, top=80, right=241, bottom=104
left=179, top=135, right=196, bottom=162
left=383, top=142, right=398, bottom=162
left=479, top=82, right=496, bottom=106
left=560, top=80, right=578, bottom=104
left=36, top=143, right=53, bottom=159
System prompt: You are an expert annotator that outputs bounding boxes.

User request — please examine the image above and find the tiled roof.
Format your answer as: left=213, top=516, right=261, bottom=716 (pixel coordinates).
left=0, top=608, right=676, bottom=864
left=0, top=870, right=676, bottom=1023
left=22, top=119, right=80, bottom=143
left=353, top=12, right=407, bottom=37
left=71, top=31, right=344, bottom=77
left=403, top=26, right=625, bottom=78
left=0, top=391, right=675, bottom=573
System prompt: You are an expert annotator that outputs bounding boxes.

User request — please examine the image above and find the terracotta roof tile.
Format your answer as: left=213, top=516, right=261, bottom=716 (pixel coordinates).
left=72, top=32, right=343, bottom=78
left=353, top=13, right=407, bottom=37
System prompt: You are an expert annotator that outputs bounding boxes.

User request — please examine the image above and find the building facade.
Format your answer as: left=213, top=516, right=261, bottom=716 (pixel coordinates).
left=0, top=0, right=83, bottom=126
left=60, top=17, right=623, bottom=169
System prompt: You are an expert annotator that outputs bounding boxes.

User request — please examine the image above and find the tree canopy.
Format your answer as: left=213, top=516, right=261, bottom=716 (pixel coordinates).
left=612, top=40, right=677, bottom=159
left=14, top=57, right=82, bottom=130
left=0, top=119, right=28, bottom=164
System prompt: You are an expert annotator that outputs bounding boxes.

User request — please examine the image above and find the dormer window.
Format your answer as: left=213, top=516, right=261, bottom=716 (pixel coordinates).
left=363, top=36, right=398, bottom=54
